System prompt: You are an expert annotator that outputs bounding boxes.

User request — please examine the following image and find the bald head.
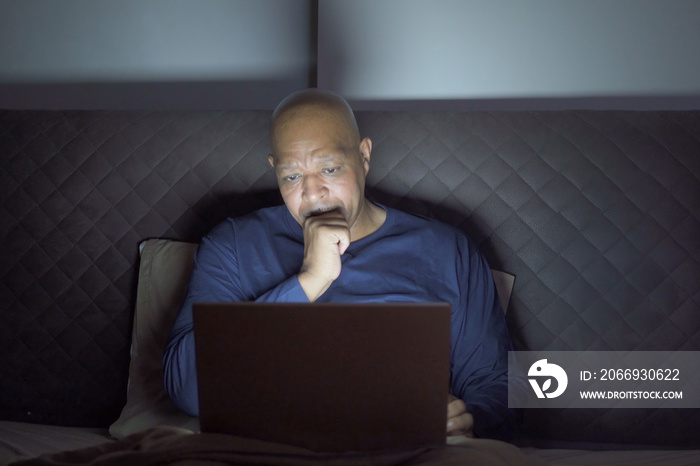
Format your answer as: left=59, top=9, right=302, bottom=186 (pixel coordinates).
left=270, top=89, right=359, bottom=158
left=267, top=88, right=383, bottom=241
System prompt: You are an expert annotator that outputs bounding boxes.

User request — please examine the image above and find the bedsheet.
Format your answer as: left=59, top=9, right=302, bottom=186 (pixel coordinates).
left=4, top=422, right=700, bottom=466
left=0, top=421, right=112, bottom=465
left=6, top=426, right=544, bottom=466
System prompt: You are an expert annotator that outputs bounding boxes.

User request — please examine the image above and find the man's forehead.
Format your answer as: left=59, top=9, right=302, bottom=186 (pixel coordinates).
left=274, top=151, right=346, bottom=171
left=272, top=113, right=357, bottom=154
left=275, top=102, right=347, bottom=129
left=272, top=98, right=359, bottom=143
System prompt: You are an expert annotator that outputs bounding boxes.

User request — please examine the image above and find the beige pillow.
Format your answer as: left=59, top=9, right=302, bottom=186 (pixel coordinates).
left=109, top=239, right=200, bottom=438
left=491, top=269, right=515, bottom=314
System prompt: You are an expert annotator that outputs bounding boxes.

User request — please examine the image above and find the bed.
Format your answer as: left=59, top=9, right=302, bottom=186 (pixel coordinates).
left=1, top=109, right=699, bottom=464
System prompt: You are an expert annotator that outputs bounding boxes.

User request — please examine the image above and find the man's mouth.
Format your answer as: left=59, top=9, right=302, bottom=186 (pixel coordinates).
left=305, top=206, right=343, bottom=218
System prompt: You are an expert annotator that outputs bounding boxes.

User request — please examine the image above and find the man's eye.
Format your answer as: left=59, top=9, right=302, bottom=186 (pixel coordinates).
left=283, top=174, right=300, bottom=182
left=323, top=167, right=340, bottom=175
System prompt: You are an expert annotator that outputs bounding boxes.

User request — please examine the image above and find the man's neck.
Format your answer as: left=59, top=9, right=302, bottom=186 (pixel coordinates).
left=351, top=200, right=387, bottom=241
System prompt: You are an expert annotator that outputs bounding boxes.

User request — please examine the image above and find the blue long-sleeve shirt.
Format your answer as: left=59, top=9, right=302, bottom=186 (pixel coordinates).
left=163, top=204, right=516, bottom=440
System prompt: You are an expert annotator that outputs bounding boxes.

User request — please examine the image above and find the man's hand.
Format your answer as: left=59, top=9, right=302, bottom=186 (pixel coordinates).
left=447, top=394, right=474, bottom=437
left=297, top=211, right=350, bottom=302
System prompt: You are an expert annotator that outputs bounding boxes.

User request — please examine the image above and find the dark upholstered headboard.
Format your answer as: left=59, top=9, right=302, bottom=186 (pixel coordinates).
left=1, top=110, right=699, bottom=447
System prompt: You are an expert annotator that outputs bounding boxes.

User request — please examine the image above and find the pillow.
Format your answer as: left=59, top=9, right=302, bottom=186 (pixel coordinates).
left=109, top=239, right=200, bottom=438
left=491, top=269, right=515, bottom=314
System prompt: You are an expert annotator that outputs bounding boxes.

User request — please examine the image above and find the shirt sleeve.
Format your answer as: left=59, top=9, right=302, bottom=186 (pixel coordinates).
left=162, top=223, right=308, bottom=416
left=449, top=234, right=518, bottom=441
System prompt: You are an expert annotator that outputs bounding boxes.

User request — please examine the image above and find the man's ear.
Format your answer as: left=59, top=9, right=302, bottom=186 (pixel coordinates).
left=359, top=137, right=372, bottom=175
left=268, top=154, right=275, bottom=168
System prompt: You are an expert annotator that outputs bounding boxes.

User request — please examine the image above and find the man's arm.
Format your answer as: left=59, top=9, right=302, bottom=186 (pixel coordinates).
left=163, top=222, right=309, bottom=416
left=449, top=234, right=517, bottom=441
left=163, top=212, right=350, bottom=416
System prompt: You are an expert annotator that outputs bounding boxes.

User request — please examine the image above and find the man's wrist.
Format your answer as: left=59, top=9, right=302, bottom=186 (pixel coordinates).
left=297, top=271, right=333, bottom=303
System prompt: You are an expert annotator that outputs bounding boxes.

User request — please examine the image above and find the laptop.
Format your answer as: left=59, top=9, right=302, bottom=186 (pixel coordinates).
left=192, top=301, right=451, bottom=452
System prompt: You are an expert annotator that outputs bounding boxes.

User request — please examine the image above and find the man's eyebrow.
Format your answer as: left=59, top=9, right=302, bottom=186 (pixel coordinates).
left=316, top=153, right=344, bottom=163
left=276, top=153, right=345, bottom=172
left=275, top=162, right=296, bottom=172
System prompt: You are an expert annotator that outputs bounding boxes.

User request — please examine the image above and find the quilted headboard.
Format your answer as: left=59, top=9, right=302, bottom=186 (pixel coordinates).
left=1, top=110, right=698, bottom=447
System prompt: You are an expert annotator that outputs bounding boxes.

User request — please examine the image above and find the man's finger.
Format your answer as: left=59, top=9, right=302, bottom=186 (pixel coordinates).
left=337, top=231, right=350, bottom=254
left=446, top=395, right=474, bottom=437
left=447, top=396, right=466, bottom=418
left=447, top=414, right=474, bottom=437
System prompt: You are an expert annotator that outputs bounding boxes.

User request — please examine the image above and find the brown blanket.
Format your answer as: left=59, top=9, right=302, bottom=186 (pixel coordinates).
left=9, top=427, right=545, bottom=466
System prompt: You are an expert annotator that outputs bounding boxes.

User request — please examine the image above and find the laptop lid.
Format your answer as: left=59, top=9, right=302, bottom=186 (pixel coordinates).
left=193, top=302, right=451, bottom=452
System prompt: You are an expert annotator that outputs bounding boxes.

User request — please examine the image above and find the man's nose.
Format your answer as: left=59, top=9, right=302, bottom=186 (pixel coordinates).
left=302, top=174, right=327, bottom=202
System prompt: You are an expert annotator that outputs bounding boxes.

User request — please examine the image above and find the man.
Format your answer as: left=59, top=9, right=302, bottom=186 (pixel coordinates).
left=164, top=89, right=516, bottom=441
